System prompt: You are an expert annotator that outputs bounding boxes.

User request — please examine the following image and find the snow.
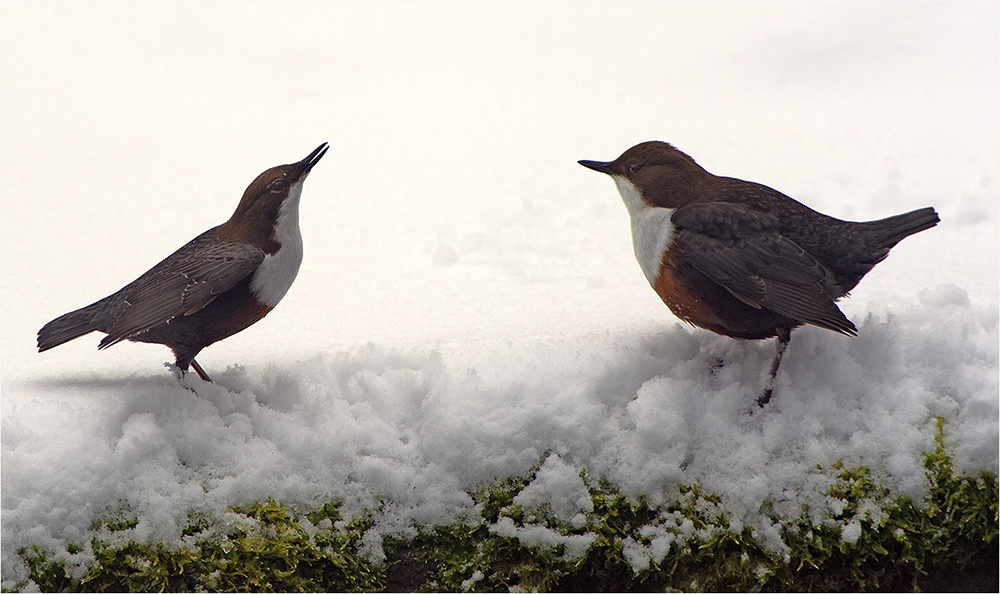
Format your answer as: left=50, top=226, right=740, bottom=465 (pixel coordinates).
left=1, top=1, right=998, bottom=583
left=491, top=517, right=596, bottom=561
left=514, top=453, right=593, bottom=528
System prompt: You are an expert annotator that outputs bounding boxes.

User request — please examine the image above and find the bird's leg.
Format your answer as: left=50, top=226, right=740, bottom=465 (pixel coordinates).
left=757, top=326, right=791, bottom=407
left=189, top=359, right=213, bottom=383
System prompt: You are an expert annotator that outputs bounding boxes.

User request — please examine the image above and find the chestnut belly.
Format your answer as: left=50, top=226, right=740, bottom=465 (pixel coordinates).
left=653, top=256, right=798, bottom=340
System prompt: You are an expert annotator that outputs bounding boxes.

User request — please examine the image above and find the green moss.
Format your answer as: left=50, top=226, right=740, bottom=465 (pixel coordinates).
left=81, top=542, right=200, bottom=592
left=380, top=433, right=997, bottom=593
left=772, top=418, right=997, bottom=593
left=12, top=500, right=383, bottom=593
left=11, top=419, right=997, bottom=592
left=11, top=547, right=74, bottom=593
left=192, top=499, right=382, bottom=592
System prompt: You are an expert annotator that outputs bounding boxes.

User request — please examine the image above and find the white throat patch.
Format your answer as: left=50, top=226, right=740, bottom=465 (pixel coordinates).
left=250, top=179, right=305, bottom=307
left=613, top=176, right=675, bottom=287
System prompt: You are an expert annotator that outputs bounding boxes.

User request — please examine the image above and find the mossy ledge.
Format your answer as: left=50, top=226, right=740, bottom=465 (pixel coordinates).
left=7, top=420, right=997, bottom=593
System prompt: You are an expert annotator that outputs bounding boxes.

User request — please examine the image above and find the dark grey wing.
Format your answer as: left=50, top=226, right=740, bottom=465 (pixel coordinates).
left=98, top=236, right=264, bottom=348
left=672, top=203, right=857, bottom=336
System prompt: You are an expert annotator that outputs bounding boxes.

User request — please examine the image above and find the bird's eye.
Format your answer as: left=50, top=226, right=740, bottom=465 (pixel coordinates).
left=270, top=180, right=286, bottom=193
left=627, top=162, right=643, bottom=175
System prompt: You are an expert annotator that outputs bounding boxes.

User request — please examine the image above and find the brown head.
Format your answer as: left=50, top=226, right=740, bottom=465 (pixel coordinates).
left=220, top=143, right=329, bottom=249
left=578, top=141, right=718, bottom=209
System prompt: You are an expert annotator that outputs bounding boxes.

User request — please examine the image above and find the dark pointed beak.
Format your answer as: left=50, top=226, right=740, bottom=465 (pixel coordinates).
left=285, top=143, right=329, bottom=183
left=299, top=142, right=329, bottom=175
left=578, top=159, right=614, bottom=175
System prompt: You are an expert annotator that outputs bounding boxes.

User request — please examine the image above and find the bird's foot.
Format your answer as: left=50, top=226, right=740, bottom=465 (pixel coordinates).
left=164, top=362, right=206, bottom=393
left=164, top=361, right=184, bottom=379
left=755, top=327, right=791, bottom=408
left=756, top=387, right=773, bottom=408
left=189, top=359, right=213, bottom=382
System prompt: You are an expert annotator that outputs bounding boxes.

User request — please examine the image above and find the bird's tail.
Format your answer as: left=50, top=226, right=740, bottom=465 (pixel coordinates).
left=37, top=302, right=105, bottom=352
left=869, top=207, right=940, bottom=249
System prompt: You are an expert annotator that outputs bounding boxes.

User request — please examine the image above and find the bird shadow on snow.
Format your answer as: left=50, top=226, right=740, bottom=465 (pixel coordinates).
left=25, top=363, right=273, bottom=401
left=27, top=372, right=177, bottom=392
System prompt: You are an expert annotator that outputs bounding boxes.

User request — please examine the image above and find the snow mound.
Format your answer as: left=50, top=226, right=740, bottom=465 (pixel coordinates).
left=2, top=287, right=996, bottom=577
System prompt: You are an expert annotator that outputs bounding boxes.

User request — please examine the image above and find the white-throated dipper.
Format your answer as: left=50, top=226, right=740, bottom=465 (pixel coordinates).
left=37, top=143, right=328, bottom=382
left=579, top=141, right=939, bottom=405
